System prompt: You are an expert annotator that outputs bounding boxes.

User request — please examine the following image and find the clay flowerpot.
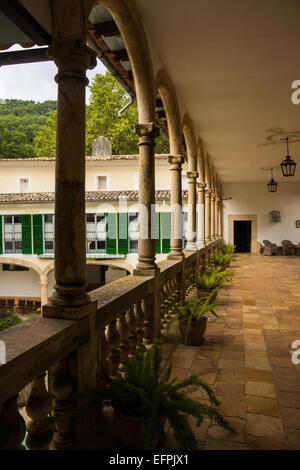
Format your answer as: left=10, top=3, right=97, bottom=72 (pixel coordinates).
left=178, top=316, right=207, bottom=346
left=113, top=410, right=164, bottom=450
left=197, top=288, right=217, bottom=302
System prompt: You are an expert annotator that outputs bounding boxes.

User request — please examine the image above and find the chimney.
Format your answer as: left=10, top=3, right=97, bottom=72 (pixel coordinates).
left=92, top=136, right=112, bottom=158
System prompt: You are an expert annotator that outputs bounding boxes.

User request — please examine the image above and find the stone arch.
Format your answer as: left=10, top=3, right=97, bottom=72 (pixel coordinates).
left=155, top=69, right=182, bottom=154
left=182, top=114, right=197, bottom=172
left=0, top=257, right=43, bottom=276
left=88, top=0, right=155, bottom=123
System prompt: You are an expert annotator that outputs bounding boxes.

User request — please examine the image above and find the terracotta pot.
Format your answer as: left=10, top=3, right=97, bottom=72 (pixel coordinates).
left=113, top=410, right=164, bottom=450
left=178, top=316, right=207, bottom=346
left=197, top=288, right=217, bottom=301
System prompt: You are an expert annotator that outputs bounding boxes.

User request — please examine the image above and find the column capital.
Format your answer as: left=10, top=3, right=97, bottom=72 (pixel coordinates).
left=49, top=37, right=97, bottom=83
left=187, top=171, right=198, bottom=180
left=205, top=188, right=212, bottom=195
left=168, top=155, right=185, bottom=168
left=134, top=122, right=160, bottom=140
left=197, top=182, right=206, bottom=190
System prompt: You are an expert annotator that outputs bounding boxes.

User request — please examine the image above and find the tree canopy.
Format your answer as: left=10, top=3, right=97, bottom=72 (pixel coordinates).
left=34, top=72, right=169, bottom=157
left=0, top=99, right=56, bottom=158
left=0, top=73, right=169, bottom=158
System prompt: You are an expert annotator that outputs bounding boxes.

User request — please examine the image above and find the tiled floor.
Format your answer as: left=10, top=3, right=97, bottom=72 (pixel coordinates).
left=162, top=253, right=300, bottom=450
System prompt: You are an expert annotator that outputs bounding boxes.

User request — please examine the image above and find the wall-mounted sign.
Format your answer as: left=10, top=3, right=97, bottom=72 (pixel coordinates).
left=270, top=210, right=281, bottom=223
left=296, top=220, right=300, bottom=228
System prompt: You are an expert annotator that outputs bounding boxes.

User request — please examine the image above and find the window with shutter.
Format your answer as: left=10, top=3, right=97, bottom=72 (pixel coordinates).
left=33, top=214, right=44, bottom=254
left=118, top=213, right=128, bottom=254
left=0, top=216, right=2, bottom=255
left=155, top=212, right=161, bottom=253
left=161, top=212, right=171, bottom=254
left=128, top=212, right=138, bottom=253
left=21, top=214, right=32, bottom=254
left=106, top=213, right=117, bottom=254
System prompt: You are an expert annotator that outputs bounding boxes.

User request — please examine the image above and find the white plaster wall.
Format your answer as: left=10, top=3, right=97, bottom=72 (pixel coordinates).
left=223, top=182, right=300, bottom=245
left=0, top=267, right=41, bottom=297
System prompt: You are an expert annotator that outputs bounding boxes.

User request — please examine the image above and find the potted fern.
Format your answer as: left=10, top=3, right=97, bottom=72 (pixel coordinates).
left=191, top=268, right=224, bottom=300
left=97, top=340, right=235, bottom=449
left=172, top=293, right=219, bottom=345
left=221, top=244, right=235, bottom=255
left=211, top=253, right=232, bottom=269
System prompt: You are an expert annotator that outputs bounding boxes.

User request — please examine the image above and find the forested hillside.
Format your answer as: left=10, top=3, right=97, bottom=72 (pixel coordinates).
left=0, top=99, right=56, bottom=158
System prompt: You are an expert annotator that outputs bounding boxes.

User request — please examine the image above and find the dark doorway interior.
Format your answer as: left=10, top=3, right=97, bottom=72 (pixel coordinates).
left=234, top=220, right=251, bottom=253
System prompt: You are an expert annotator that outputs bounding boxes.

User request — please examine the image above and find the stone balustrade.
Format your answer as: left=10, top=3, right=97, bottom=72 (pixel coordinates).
left=0, top=240, right=222, bottom=450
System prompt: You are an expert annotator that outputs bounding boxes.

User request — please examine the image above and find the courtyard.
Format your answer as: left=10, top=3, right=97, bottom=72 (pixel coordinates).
left=161, top=254, right=300, bottom=450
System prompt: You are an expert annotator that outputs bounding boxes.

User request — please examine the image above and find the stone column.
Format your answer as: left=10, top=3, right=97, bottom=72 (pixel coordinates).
left=219, top=199, right=224, bottom=239
left=47, top=38, right=97, bottom=308
left=215, top=197, right=220, bottom=238
left=133, top=123, right=159, bottom=276
left=185, top=171, right=198, bottom=251
left=168, top=155, right=185, bottom=260
left=205, top=188, right=212, bottom=243
left=40, top=275, right=49, bottom=306
left=211, top=192, right=216, bottom=240
left=196, top=182, right=206, bottom=249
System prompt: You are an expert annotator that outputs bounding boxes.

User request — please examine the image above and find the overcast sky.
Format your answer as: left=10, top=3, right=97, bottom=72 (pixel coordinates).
left=0, top=45, right=107, bottom=104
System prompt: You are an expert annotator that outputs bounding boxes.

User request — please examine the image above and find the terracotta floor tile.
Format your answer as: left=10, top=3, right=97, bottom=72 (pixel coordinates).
left=247, top=413, right=285, bottom=441
left=246, top=381, right=276, bottom=398
left=216, top=369, right=245, bottom=384
left=215, top=381, right=245, bottom=399
left=208, top=417, right=246, bottom=443
left=218, top=399, right=247, bottom=419
left=204, top=438, right=247, bottom=450
left=285, top=428, right=300, bottom=450
left=277, top=391, right=300, bottom=409
left=280, top=406, right=300, bottom=430
left=247, top=435, right=286, bottom=450
left=246, top=396, right=280, bottom=417
left=245, top=368, right=274, bottom=384
left=218, top=359, right=244, bottom=371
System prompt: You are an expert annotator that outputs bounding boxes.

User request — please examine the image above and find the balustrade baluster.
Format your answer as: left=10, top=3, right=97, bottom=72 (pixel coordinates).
left=25, top=372, right=52, bottom=450
left=141, top=296, right=154, bottom=345
left=127, top=306, right=138, bottom=357
left=50, top=358, right=76, bottom=450
left=118, top=311, right=130, bottom=372
left=100, top=326, right=110, bottom=380
left=134, top=300, right=145, bottom=349
left=107, top=319, right=121, bottom=378
left=0, top=394, right=26, bottom=450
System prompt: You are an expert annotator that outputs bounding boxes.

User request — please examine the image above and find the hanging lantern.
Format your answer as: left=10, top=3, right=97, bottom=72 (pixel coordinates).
left=267, top=168, right=278, bottom=193
left=280, top=137, right=296, bottom=177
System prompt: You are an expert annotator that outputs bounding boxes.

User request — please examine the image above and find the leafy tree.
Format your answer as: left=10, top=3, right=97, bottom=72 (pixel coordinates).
left=0, top=99, right=56, bottom=158
left=34, top=72, right=169, bottom=157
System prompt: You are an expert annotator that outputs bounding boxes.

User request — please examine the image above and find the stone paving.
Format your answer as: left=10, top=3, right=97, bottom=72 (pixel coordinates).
left=162, top=253, right=300, bottom=450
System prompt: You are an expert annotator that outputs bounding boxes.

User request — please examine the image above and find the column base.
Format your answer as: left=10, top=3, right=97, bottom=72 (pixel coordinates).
left=185, top=242, right=197, bottom=251
left=197, top=241, right=206, bottom=250
left=167, top=251, right=185, bottom=260
left=133, top=259, right=159, bottom=277
left=43, top=300, right=97, bottom=320
left=50, top=284, right=90, bottom=309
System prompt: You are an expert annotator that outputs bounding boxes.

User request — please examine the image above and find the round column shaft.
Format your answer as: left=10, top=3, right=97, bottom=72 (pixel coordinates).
left=134, top=123, right=159, bottom=275
left=205, top=188, right=212, bottom=243
left=185, top=171, right=198, bottom=251
left=168, top=155, right=185, bottom=259
left=196, top=182, right=206, bottom=248
left=48, top=38, right=96, bottom=307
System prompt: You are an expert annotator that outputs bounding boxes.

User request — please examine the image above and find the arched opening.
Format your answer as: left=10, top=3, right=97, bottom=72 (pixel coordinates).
left=0, top=262, right=42, bottom=315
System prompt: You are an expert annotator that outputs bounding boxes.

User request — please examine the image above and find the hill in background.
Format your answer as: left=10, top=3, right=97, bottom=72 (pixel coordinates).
left=0, top=99, right=56, bottom=158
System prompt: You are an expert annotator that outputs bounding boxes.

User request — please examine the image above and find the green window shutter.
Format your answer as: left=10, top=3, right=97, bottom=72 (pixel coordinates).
left=33, top=214, right=44, bottom=254
left=155, top=212, right=161, bottom=253
left=106, top=213, right=117, bottom=254
left=0, top=216, right=2, bottom=254
left=161, top=212, right=171, bottom=254
left=21, top=214, right=32, bottom=254
left=118, top=213, right=128, bottom=254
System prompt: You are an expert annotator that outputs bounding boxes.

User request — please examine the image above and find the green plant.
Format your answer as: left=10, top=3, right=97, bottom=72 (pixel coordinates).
left=191, top=269, right=224, bottom=290
left=96, top=340, right=235, bottom=449
left=0, top=313, right=22, bottom=331
left=172, top=292, right=219, bottom=344
left=221, top=244, right=235, bottom=255
left=192, top=266, right=234, bottom=291
left=212, top=253, right=232, bottom=267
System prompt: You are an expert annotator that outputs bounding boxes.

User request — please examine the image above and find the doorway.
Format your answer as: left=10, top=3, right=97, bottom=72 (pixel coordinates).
left=234, top=220, right=251, bottom=253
